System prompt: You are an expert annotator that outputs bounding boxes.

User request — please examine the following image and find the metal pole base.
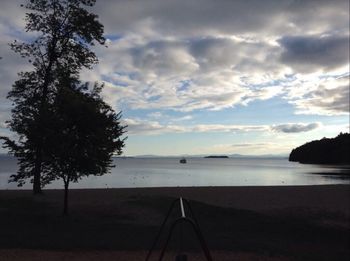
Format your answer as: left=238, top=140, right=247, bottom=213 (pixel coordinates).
left=145, top=197, right=213, bottom=261
left=175, top=254, right=188, bottom=261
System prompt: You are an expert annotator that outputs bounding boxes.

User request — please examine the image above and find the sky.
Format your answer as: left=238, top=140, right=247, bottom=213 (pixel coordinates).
left=0, top=0, right=349, bottom=156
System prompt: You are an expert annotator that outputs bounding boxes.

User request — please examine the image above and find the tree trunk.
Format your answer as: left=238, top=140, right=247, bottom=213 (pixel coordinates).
left=63, top=180, right=69, bottom=215
left=32, top=38, right=57, bottom=194
left=33, top=146, right=42, bottom=194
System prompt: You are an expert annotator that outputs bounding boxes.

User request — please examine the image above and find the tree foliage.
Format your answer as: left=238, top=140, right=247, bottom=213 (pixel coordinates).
left=289, top=133, right=350, bottom=164
left=1, top=0, right=106, bottom=193
left=44, top=74, right=126, bottom=214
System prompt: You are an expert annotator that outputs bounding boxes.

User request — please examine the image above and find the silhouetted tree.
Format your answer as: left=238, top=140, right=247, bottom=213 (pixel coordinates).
left=44, top=74, right=126, bottom=215
left=1, top=0, right=105, bottom=194
left=289, top=133, right=350, bottom=164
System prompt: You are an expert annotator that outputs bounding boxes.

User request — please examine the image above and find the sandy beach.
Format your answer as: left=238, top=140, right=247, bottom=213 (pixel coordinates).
left=0, top=185, right=349, bottom=260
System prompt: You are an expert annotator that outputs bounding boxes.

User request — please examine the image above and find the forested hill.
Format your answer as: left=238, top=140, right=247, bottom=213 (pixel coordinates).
left=289, top=133, right=350, bottom=164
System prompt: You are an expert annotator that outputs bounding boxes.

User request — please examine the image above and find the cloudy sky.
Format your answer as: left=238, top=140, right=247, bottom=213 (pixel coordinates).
left=0, top=0, right=349, bottom=156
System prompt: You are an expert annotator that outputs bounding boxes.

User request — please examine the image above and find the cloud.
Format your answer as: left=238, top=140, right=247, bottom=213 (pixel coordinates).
left=194, top=141, right=292, bottom=155
left=124, top=118, right=269, bottom=135
left=171, top=115, right=193, bottom=122
left=123, top=118, right=186, bottom=135
left=130, top=40, right=199, bottom=77
left=288, top=75, right=350, bottom=115
left=0, top=120, right=7, bottom=129
left=279, top=35, right=350, bottom=72
left=93, top=35, right=288, bottom=112
left=0, top=0, right=349, bottom=125
left=230, top=142, right=278, bottom=148
left=229, top=141, right=292, bottom=154
left=147, top=112, right=163, bottom=119
left=94, top=0, right=349, bottom=37
left=146, top=112, right=193, bottom=122
left=83, top=1, right=348, bottom=115
left=191, top=124, right=268, bottom=133
left=271, top=122, right=321, bottom=133
left=189, top=37, right=239, bottom=71
left=0, top=0, right=26, bottom=31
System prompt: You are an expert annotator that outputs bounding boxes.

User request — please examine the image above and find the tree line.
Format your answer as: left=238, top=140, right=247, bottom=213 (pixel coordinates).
left=289, top=133, right=350, bottom=164
left=0, top=0, right=126, bottom=215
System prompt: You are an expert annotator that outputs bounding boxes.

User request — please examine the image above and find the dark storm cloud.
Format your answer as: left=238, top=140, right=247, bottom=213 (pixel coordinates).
left=94, top=0, right=349, bottom=36
left=95, top=0, right=282, bottom=35
left=271, top=123, right=321, bottom=133
left=279, top=35, right=350, bottom=72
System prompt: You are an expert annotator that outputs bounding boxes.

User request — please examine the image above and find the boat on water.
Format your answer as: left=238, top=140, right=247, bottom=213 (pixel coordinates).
left=179, top=158, right=187, bottom=164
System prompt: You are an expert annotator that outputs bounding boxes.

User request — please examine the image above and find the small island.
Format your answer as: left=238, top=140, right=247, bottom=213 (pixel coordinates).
left=204, top=155, right=229, bottom=158
left=289, top=133, right=350, bottom=164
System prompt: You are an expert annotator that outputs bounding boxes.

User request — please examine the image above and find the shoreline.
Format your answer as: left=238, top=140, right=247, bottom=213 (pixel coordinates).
left=1, top=183, right=349, bottom=190
left=1, top=184, right=350, bottom=215
left=1, top=185, right=349, bottom=260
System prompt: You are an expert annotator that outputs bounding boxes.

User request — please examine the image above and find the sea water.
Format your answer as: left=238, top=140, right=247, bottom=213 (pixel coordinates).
left=0, top=155, right=349, bottom=189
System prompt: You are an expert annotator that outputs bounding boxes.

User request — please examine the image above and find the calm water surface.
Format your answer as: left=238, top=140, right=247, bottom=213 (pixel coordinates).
left=0, top=156, right=349, bottom=189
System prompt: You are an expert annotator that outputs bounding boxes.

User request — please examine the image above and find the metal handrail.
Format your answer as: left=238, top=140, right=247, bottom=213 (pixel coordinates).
left=145, top=197, right=213, bottom=261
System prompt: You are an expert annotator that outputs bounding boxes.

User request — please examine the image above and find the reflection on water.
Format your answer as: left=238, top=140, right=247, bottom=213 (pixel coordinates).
left=0, top=155, right=349, bottom=189
left=310, top=164, right=350, bottom=180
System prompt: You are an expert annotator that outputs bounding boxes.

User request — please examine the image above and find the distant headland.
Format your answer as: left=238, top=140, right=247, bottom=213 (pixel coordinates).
left=289, top=133, right=350, bottom=164
left=204, top=155, right=229, bottom=158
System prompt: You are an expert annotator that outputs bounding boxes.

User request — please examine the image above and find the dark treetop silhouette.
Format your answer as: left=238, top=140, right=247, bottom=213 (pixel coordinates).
left=1, top=0, right=107, bottom=194
left=44, top=72, right=126, bottom=215
left=289, top=133, right=350, bottom=164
